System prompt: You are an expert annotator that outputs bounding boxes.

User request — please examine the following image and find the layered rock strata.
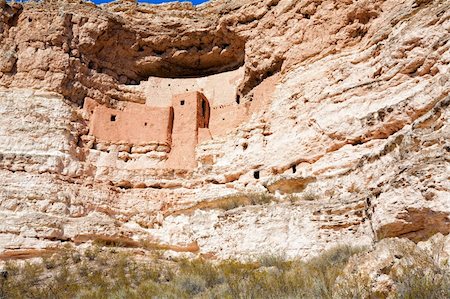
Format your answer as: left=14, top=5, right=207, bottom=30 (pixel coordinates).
left=0, top=0, right=449, bottom=259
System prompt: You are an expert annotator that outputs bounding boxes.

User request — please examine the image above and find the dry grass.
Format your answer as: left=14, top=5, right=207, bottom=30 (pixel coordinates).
left=0, top=244, right=364, bottom=299
left=0, top=242, right=447, bottom=298
left=208, top=192, right=276, bottom=211
left=395, top=271, right=450, bottom=299
left=170, top=192, right=277, bottom=216
left=287, top=190, right=319, bottom=204
left=301, top=190, right=319, bottom=201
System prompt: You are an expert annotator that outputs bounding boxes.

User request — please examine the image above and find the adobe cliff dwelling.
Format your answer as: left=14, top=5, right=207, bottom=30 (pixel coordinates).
left=83, top=66, right=277, bottom=170
left=88, top=90, right=212, bottom=169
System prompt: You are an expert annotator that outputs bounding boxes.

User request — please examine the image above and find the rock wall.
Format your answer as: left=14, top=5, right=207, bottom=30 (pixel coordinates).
left=0, top=0, right=448, bottom=259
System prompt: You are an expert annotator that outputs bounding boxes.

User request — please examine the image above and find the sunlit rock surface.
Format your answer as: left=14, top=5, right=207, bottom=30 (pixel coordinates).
left=0, top=0, right=448, bottom=259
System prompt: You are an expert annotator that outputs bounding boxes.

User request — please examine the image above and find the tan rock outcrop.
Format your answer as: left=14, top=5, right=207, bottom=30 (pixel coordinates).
left=0, top=0, right=448, bottom=259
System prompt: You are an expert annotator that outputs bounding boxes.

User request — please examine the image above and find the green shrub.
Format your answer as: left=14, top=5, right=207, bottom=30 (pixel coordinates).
left=304, top=245, right=367, bottom=298
left=42, top=255, right=59, bottom=270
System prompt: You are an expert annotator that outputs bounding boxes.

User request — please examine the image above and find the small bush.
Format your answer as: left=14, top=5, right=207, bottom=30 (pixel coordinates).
left=287, top=194, right=301, bottom=204
left=84, top=246, right=100, bottom=261
left=212, top=192, right=276, bottom=211
left=71, top=252, right=82, bottom=263
left=174, top=274, right=207, bottom=295
left=258, top=254, right=290, bottom=270
left=216, top=195, right=248, bottom=211
left=302, top=191, right=319, bottom=201
left=42, top=255, right=58, bottom=269
left=287, top=192, right=318, bottom=203
left=178, top=258, right=224, bottom=288
left=395, top=270, right=450, bottom=299
left=248, top=192, right=275, bottom=205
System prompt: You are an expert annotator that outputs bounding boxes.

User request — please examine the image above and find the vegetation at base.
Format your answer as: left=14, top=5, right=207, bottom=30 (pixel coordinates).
left=0, top=242, right=448, bottom=299
left=395, top=270, right=450, bottom=299
left=0, top=244, right=361, bottom=299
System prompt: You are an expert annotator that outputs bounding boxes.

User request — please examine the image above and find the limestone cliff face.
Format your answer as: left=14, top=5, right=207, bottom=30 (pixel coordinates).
left=0, top=0, right=449, bottom=259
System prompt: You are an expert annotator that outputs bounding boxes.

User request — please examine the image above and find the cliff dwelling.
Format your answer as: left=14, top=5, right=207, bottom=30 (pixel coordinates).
left=84, top=67, right=278, bottom=170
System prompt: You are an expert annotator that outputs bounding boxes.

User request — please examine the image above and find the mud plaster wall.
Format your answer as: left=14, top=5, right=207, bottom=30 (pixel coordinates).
left=141, top=67, right=244, bottom=108
left=140, top=72, right=277, bottom=138
left=89, top=102, right=173, bottom=145
left=133, top=68, right=277, bottom=139
left=166, top=92, right=210, bottom=169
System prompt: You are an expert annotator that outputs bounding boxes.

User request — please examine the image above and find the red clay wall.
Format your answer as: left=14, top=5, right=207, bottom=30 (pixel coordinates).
left=166, top=92, right=211, bottom=169
left=89, top=102, right=173, bottom=145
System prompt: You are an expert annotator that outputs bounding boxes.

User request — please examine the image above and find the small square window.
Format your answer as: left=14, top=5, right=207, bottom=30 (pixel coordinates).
left=180, top=100, right=185, bottom=106
left=110, top=115, right=116, bottom=122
